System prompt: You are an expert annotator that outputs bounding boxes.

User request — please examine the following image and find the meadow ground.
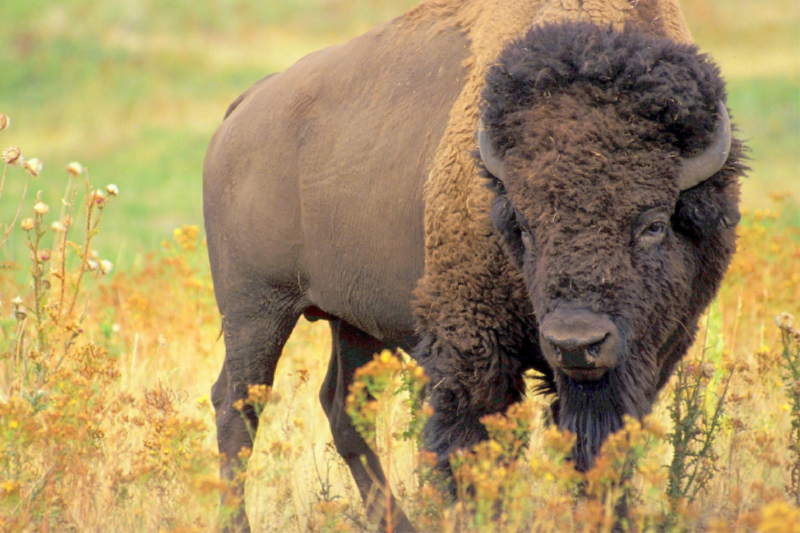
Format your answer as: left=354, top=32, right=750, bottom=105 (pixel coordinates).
left=0, top=0, right=799, bottom=531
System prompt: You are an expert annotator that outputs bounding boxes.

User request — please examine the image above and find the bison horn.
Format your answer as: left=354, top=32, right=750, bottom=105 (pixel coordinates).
left=478, top=119, right=509, bottom=182
left=678, top=102, right=732, bottom=191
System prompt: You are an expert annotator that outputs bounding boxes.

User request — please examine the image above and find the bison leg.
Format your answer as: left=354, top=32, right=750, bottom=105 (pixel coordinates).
left=213, top=288, right=301, bottom=533
left=319, top=320, right=415, bottom=533
left=414, top=334, right=527, bottom=496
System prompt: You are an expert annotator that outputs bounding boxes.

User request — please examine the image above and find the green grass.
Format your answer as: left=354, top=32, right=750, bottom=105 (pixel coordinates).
left=728, top=76, right=800, bottom=203
left=1, top=0, right=797, bottom=271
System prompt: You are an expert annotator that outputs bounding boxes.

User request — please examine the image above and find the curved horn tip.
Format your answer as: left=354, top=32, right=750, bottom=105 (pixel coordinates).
left=678, top=101, right=732, bottom=191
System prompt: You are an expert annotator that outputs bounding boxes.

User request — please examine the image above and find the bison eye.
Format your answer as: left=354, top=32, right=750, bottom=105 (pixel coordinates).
left=644, top=221, right=667, bottom=238
left=634, top=207, right=671, bottom=247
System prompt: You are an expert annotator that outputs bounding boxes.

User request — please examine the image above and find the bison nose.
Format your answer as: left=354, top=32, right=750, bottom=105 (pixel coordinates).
left=539, top=309, right=620, bottom=381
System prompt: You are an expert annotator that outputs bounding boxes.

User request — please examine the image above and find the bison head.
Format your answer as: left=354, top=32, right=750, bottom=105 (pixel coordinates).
left=479, top=23, right=745, bottom=471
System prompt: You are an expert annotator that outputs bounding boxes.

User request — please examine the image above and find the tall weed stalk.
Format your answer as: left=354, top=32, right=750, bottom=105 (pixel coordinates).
left=666, top=301, right=733, bottom=527
left=776, top=313, right=800, bottom=507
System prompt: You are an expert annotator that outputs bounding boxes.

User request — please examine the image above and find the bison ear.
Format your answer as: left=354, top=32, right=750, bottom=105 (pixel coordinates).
left=489, top=185, right=525, bottom=267
left=674, top=181, right=740, bottom=238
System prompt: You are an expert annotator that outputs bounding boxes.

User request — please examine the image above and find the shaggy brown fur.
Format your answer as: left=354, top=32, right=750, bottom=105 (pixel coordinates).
left=412, top=0, right=696, bottom=473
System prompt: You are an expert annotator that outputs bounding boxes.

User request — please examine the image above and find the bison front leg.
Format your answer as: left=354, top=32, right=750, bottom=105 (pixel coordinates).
left=319, top=320, right=415, bottom=533
left=412, top=237, right=538, bottom=495
left=212, top=289, right=301, bottom=533
left=414, top=332, right=528, bottom=496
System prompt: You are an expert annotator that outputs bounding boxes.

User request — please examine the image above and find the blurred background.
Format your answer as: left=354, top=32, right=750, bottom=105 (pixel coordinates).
left=1, top=0, right=798, bottom=269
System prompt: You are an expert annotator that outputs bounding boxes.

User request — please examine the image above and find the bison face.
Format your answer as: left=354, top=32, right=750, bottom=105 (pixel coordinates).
left=503, top=92, right=696, bottom=381
left=481, top=90, right=740, bottom=470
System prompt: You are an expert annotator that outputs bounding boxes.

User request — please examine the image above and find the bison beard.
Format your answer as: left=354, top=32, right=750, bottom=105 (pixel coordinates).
left=557, top=361, right=651, bottom=471
left=554, top=320, right=659, bottom=471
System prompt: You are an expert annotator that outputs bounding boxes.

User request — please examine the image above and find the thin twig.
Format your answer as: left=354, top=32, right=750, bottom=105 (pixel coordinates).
left=57, top=186, right=78, bottom=325
left=0, top=163, right=8, bottom=205
left=66, top=173, right=94, bottom=319
left=0, top=173, right=29, bottom=250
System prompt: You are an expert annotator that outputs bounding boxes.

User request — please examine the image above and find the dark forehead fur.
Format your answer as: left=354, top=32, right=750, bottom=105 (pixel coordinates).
left=481, top=22, right=727, bottom=158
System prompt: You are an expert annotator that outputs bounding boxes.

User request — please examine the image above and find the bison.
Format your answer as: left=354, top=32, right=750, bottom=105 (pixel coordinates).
left=203, top=1, right=745, bottom=531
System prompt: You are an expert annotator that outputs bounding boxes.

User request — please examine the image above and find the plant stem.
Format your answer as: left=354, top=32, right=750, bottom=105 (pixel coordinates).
left=0, top=173, right=29, bottom=250
left=56, top=186, right=77, bottom=325
left=66, top=175, right=95, bottom=319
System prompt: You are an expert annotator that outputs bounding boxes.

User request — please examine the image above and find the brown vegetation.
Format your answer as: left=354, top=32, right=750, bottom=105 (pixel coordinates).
left=1, top=109, right=799, bottom=532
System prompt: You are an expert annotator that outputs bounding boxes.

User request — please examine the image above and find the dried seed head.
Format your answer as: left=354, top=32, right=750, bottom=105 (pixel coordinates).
left=99, top=259, right=113, bottom=275
left=65, top=162, right=83, bottom=177
left=11, top=296, right=26, bottom=321
left=50, top=221, right=66, bottom=232
left=702, top=362, right=715, bottom=378
left=2, top=146, right=21, bottom=165
left=86, top=259, right=99, bottom=271
left=33, top=201, right=49, bottom=215
left=20, top=218, right=34, bottom=231
left=775, top=313, right=795, bottom=331
left=105, top=183, right=119, bottom=196
left=23, top=158, right=42, bottom=177
left=92, top=189, right=106, bottom=205
left=0, top=114, right=8, bottom=130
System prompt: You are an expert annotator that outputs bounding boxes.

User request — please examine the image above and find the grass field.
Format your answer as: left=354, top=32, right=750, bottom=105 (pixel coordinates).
left=1, top=0, right=799, bottom=531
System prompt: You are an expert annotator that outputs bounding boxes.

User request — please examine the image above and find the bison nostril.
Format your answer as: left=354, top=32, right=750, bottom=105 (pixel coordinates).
left=554, top=345, right=563, bottom=364
left=586, top=340, right=604, bottom=360
left=548, top=337, right=606, bottom=366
